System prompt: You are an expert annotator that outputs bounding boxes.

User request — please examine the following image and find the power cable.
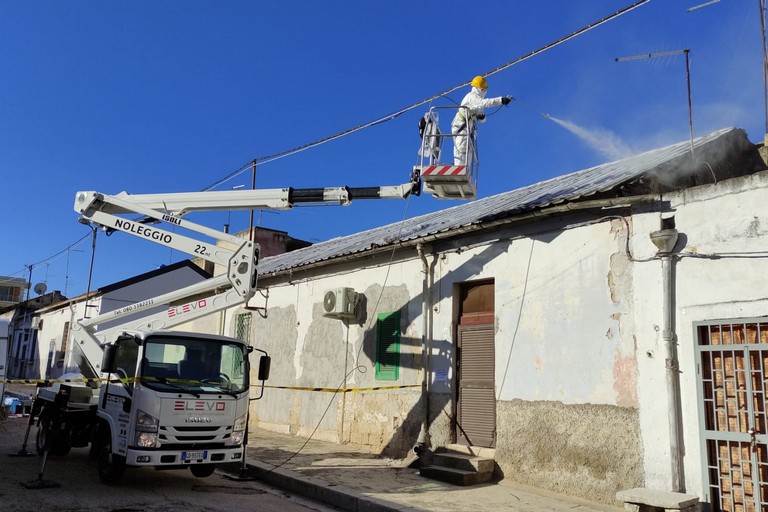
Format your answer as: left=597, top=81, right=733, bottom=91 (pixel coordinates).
left=5, top=0, right=652, bottom=294
left=4, top=232, right=93, bottom=283
left=250, top=364, right=363, bottom=478
left=202, top=0, right=651, bottom=192
left=255, top=193, right=414, bottom=473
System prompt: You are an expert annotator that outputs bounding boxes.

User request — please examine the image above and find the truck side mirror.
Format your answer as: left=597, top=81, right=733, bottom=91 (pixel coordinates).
left=257, top=355, right=271, bottom=381
left=102, top=345, right=117, bottom=373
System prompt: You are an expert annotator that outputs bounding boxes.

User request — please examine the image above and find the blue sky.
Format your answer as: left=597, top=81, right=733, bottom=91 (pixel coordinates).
left=1, top=1, right=764, bottom=298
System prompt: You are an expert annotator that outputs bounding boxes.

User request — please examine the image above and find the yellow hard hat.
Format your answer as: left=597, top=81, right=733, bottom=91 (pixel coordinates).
left=470, top=76, right=488, bottom=89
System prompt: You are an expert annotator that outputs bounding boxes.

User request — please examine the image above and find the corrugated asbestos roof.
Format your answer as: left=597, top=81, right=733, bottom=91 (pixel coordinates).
left=258, top=127, right=750, bottom=276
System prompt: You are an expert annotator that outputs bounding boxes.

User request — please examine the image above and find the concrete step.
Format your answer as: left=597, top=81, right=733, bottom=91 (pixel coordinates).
left=419, top=464, right=493, bottom=486
left=432, top=452, right=495, bottom=474
left=443, top=443, right=495, bottom=459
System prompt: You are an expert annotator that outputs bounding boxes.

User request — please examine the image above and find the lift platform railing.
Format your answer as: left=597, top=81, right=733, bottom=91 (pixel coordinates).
left=414, top=106, right=478, bottom=201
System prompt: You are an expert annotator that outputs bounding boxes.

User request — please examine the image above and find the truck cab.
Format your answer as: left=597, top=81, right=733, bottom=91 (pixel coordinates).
left=95, top=330, right=253, bottom=482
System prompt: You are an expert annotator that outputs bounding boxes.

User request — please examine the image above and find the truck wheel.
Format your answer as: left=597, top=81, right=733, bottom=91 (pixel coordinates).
left=36, top=410, right=71, bottom=456
left=97, top=431, right=126, bottom=484
left=36, top=411, right=51, bottom=455
left=190, top=465, right=216, bottom=478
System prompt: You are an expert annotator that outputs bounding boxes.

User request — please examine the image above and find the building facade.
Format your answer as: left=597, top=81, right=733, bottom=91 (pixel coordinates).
left=0, top=290, right=67, bottom=379
left=218, top=128, right=768, bottom=507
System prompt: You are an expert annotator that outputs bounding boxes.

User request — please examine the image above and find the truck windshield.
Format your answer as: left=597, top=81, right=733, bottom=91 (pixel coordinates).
left=140, top=335, right=248, bottom=395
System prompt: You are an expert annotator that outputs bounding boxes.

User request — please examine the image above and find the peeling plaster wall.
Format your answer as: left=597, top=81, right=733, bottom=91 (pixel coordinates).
left=497, top=400, right=642, bottom=498
left=631, top=170, right=768, bottom=496
left=250, top=262, right=425, bottom=454
left=427, top=219, right=643, bottom=504
left=479, top=223, right=634, bottom=405
left=249, top=302, right=298, bottom=433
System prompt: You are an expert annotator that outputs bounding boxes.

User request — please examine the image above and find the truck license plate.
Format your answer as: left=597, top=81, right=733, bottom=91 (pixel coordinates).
left=182, top=450, right=207, bottom=461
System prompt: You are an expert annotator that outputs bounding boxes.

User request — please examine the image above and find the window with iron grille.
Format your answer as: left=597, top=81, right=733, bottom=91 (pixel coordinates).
left=59, top=321, right=70, bottom=362
left=375, top=311, right=400, bottom=381
left=234, top=313, right=252, bottom=343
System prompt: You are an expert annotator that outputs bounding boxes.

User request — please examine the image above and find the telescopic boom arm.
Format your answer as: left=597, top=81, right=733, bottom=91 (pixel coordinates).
left=69, top=171, right=421, bottom=378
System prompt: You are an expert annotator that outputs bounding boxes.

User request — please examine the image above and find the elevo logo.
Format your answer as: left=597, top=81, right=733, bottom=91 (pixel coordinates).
left=167, top=299, right=208, bottom=318
left=174, top=400, right=226, bottom=412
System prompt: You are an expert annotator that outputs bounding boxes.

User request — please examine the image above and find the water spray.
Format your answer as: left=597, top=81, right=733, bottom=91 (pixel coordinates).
left=512, top=97, right=634, bottom=161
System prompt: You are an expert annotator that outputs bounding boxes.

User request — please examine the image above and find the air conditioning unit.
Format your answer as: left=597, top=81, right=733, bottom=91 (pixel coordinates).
left=323, top=287, right=358, bottom=318
left=31, top=317, right=43, bottom=330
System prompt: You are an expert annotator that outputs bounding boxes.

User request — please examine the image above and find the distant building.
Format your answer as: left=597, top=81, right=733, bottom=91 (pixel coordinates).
left=32, top=260, right=210, bottom=380
left=0, top=276, right=28, bottom=309
left=193, top=225, right=311, bottom=276
left=0, top=290, right=67, bottom=379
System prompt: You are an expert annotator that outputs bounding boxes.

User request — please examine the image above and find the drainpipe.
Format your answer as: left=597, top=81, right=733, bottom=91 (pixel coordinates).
left=414, top=243, right=433, bottom=456
left=649, top=226, right=684, bottom=492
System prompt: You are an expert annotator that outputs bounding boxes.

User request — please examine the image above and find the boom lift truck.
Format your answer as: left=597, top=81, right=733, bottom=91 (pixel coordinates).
left=28, top=171, right=422, bottom=484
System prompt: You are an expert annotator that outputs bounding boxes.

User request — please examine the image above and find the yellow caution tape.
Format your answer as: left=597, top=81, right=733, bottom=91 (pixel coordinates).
left=4, top=378, right=421, bottom=394
left=3, top=377, right=104, bottom=385
left=2, top=377, right=213, bottom=385
left=261, top=384, right=421, bottom=393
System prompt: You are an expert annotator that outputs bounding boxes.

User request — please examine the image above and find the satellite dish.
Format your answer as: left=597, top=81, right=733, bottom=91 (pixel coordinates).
left=33, top=283, right=47, bottom=295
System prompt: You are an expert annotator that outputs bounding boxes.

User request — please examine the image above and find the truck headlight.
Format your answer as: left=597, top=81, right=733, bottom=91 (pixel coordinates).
left=135, top=410, right=159, bottom=448
left=228, top=414, right=247, bottom=446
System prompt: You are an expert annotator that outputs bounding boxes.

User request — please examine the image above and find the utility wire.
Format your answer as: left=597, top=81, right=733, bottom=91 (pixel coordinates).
left=5, top=0, right=652, bottom=288
left=4, top=232, right=92, bottom=282
left=202, top=0, right=651, bottom=192
left=234, top=0, right=653, bottom=454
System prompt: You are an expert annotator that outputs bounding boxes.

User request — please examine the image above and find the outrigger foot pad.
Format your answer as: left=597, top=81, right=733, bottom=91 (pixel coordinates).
left=9, top=448, right=35, bottom=457
left=220, top=470, right=255, bottom=482
left=20, top=478, right=60, bottom=489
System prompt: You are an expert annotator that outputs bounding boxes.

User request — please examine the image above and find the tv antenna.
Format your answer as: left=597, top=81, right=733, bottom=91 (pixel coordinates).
left=616, top=49, right=694, bottom=157
left=687, top=0, right=768, bottom=137
left=687, top=0, right=720, bottom=12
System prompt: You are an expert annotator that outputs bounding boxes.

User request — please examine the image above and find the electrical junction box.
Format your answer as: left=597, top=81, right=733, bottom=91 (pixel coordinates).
left=323, top=288, right=358, bottom=318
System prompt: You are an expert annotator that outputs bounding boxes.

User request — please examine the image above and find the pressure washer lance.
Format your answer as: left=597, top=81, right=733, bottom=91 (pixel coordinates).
left=509, top=96, right=553, bottom=119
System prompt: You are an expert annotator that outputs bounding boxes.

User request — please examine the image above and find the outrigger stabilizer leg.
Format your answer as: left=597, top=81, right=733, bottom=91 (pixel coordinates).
left=9, top=395, right=37, bottom=457
left=19, top=393, right=60, bottom=489
left=20, top=447, right=60, bottom=489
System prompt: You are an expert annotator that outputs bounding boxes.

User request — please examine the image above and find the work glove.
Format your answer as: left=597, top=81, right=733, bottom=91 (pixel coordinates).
left=501, top=96, right=513, bottom=106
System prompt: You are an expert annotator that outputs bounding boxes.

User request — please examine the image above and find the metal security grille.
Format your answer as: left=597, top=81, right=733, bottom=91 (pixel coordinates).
left=234, top=313, right=251, bottom=343
left=697, top=320, right=768, bottom=512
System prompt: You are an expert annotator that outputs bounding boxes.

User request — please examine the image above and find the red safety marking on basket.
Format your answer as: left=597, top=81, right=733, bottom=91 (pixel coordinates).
left=421, top=165, right=466, bottom=176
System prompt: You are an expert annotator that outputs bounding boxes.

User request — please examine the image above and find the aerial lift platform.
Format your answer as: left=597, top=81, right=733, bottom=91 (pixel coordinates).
left=414, top=106, right=479, bottom=201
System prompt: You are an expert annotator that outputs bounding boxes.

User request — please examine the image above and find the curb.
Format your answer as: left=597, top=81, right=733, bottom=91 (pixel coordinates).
left=226, top=459, right=423, bottom=512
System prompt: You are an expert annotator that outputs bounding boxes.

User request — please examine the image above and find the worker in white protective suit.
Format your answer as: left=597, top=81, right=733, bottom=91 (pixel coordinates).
left=451, top=75, right=513, bottom=165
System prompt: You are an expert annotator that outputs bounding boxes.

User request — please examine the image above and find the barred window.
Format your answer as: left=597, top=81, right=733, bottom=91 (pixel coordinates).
left=60, top=321, right=70, bottom=362
left=234, top=313, right=252, bottom=343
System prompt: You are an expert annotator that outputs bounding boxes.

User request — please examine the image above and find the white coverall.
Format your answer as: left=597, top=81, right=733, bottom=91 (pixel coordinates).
left=451, top=87, right=504, bottom=165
